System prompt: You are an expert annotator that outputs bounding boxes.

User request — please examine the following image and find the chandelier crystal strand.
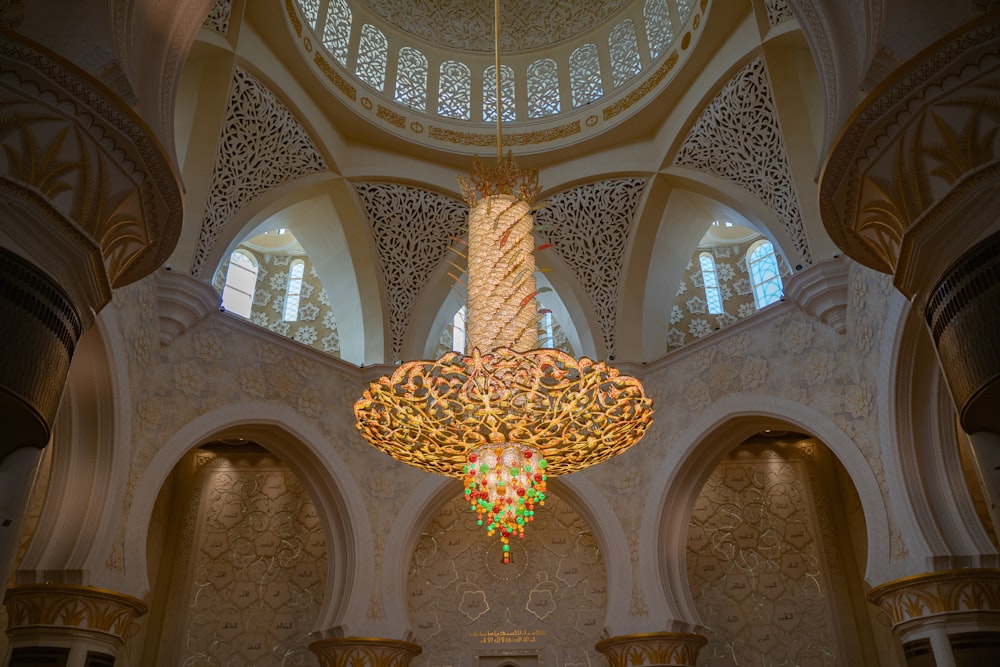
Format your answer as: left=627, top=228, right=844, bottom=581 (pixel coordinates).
left=354, top=0, right=653, bottom=563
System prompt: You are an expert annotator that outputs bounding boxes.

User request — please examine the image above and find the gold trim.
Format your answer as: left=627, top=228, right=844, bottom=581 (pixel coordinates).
left=867, top=568, right=1000, bottom=627
left=596, top=631, right=708, bottom=667
left=284, top=0, right=302, bottom=37
left=377, top=105, right=406, bottom=128
left=604, top=51, right=679, bottom=121
left=314, top=52, right=357, bottom=101
left=4, top=584, right=148, bottom=639
left=428, top=121, right=580, bottom=147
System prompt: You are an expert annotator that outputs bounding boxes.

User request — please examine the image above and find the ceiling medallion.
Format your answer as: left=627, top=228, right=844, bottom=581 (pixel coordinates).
left=355, top=0, right=653, bottom=564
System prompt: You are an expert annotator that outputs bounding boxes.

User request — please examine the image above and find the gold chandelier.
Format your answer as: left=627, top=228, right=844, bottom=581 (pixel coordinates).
left=355, top=1, right=653, bottom=564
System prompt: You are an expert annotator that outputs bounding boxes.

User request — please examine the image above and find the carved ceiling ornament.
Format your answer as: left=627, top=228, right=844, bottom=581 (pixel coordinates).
left=818, top=15, right=1000, bottom=288
left=203, top=0, right=233, bottom=34
left=0, top=32, right=183, bottom=290
left=674, top=57, right=812, bottom=265
left=356, top=0, right=632, bottom=53
left=192, top=67, right=327, bottom=277
left=764, top=0, right=795, bottom=27
left=534, top=178, right=647, bottom=357
left=354, top=183, right=469, bottom=361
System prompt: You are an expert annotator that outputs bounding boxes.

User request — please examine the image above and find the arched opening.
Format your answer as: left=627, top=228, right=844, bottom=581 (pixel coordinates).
left=685, top=430, right=900, bottom=665
left=139, top=438, right=330, bottom=665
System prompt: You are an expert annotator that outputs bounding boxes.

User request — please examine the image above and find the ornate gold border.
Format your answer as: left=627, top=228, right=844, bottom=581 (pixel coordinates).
left=596, top=631, right=708, bottom=667
left=4, top=584, right=148, bottom=640
left=867, top=568, right=1000, bottom=627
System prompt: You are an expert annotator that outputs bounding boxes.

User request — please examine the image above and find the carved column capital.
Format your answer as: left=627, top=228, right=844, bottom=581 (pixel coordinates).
left=308, top=637, right=422, bottom=667
left=819, top=13, right=1000, bottom=299
left=595, top=631, right=708, bottom=667
left=868, top=569, right=1000, bottom=633
left=0, top=28, right=182, bottom=317
left=3, top=584, right=148, bottom=642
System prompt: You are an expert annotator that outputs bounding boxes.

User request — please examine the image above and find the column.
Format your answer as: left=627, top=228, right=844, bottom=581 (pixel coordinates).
left=595, top=631, right=708, bottom=667
left=309, top=637, right=422, bottom=667
left=3, top=584, right=148, bottom=667
left=867, top=569, right=1000, bottom=665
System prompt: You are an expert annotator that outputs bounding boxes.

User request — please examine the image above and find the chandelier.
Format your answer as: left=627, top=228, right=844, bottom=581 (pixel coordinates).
left=355, top=1, right=653, bottom=564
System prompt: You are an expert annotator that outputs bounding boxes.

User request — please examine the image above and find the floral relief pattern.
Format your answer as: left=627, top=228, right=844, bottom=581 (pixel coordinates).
left=667, top=240, right=790, bottom=349
left=154, top=454, right=325, bottom=666
left=535, top=178, right=646, bottom=357
left=213, top=249, right=341, bottom=356
left=674, top=58, right=812, bottom=265
left=764, top=0, right=795, bottom=27
left=192, top=68, right=327, bottom=277
left=203, top=0, right=232, bottom=34
left=688, top=443, right=864, bottom=666
left=407, top=492, right=606, bottom=667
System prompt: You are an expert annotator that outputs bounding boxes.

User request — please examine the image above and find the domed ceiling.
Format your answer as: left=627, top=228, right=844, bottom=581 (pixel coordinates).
left=356, top=0, right=633, bottom=52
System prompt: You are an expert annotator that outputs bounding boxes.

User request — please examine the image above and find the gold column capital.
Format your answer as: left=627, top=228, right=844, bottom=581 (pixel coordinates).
left=3, top=584, right=148, bottom=641
left=308, top=637, right=423, bottom=667
left=867, top=568, right=1000, bottom=629
left=595, top=631, right=708, bottom=667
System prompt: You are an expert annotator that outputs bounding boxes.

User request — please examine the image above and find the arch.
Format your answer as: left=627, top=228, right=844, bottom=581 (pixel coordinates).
left=122, top=403, right=374, bottom=632
left=208, top=175, right=384, bottom=366
left=639, top=395, right=891, bottom=628
left=381, top=473, right=632, bottom=638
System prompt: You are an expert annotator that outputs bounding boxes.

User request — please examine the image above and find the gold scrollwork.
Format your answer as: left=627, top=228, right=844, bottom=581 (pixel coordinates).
left=309, top=637, right=422, bottom=667
left=596, top=632, right=709, bottom=667
left=377, top=105, right=406, bottom=128
left=604, top=51, right=680, bottom=121
left=428, top=121, right=580, bottom=147
left=313, top=52, right=357, bottom=101
left=867, top=569, right=1000, bottom=628
left=4, top=584, right=148, bottom=640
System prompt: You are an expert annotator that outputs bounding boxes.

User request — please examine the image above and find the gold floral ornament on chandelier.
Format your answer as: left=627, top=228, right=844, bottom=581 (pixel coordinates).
left=354, top=1, right=653, bottom=564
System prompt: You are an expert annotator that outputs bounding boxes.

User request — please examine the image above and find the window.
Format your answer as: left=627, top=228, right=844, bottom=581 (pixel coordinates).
left=322, top=0, right=352, bottom=66
left=222, top=250, right=258, bottom=319
left=747, top=241, right=783, bottom=308
left=569, top=44, right=603, bottom=108
left=609, top=20, right=642, bottom=87
left=643, top=0, right=673, bottom=60
left=699, top=252, right=723, bottom=315
left=395, top=47, right=428, bottom=110
left=283, top=259, right=306, bottom=322
left=452, top=306, right=467, bottom=353
left=527, top=59, right=560, bottom=118
left=299, top=0, right=320, bottom=26
left=483, top=65, right=516, bottom=122
left=356, top=24, right=388, bottom=91
left=438, top=61, right=471, bottom=119
left=540, top=311, right=555, bottom=347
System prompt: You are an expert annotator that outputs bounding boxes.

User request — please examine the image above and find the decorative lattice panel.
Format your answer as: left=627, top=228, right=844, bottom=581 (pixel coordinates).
left=203, top=0, right=232, bottom=34
left=535, top=178, right=646, bottom=358
left=191, top=68, right=327, bottom=277
left=674, top=58, right=812, bottom=264
left=355, top=183, right=468, bottom=362
left=765, top=0, right=796, bottom=27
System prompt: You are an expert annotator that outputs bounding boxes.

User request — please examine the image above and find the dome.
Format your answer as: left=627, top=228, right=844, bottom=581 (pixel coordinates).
left=290, top=0, right=705, bottom=153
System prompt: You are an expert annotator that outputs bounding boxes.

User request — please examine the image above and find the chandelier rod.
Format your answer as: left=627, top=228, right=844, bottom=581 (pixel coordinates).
left=494, top=0, right=503, bottom=163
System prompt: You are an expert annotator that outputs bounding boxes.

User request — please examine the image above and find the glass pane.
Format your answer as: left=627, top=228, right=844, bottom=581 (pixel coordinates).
left=569, top=44, right=603, bottom=108
left=284, top=261, right=305, bottom=322
left=438, top=61, right=471, bottom=119
left=643, top=0, right=673, bottom=59
left=483, top=65, right=516, bottom=122
left=395, top=47, right=428, bottom=110
left=677, top=0, right=695, bottom=23
left=527, top=59, right=560, bottom=118
left=222, top=251, right=257, bottom=319
left=322, top=0, right=352, bottom=66
left=748, top=242, right=783, bottom=308
left=299, top=0, right=320, bottom=27
left=356, top=24, right=388, bottom=91
left=610, top=20, right=642, bottom=87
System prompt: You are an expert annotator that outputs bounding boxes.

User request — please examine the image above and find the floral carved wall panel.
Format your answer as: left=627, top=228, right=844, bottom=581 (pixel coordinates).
left=192, top=68, right=327, bottom=277
left=155, top=452, right=326, bottom=666
left=407, top=492, right=606, bottom=667
left=764, top=0, right=795, bottom=27
left=535, top=178, right=646, bottom=357
left=203, top=0, right=232, bottom=34
left=687, top=442, right=865, bottom=666
left=355, top=183, right=469, bottom=361
left=674, top=58, right=812, bottom=265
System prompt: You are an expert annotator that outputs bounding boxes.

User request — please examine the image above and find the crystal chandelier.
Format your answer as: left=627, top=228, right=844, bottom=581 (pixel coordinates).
left=354, top=1, right=653, bottom=564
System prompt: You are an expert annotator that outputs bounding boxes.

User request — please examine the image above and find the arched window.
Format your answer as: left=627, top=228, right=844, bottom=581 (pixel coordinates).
left=283, top=259, right=306, bottom=322
left=698, top=252, right=724, bottom=315
left=540, top=310, right=555, bottom=346
left=356, top=24, right=388, bottom=91
left=452, top=306, right=467, bottom=354
left=569, top=44, right=603, bottom=108
left=438, top=61, right=471, bottom=119
left=322, top=0, right=352, bottom=66
left=609, top=20, right=642, bottom=86
left=299, top=0, right=320, bottom=26
left=222, top=250, right=258, bottom=319
left=527, top=59, right=560, bottom=118
left=643, top=0, right=673, bottom=59
left=483, top=65, right=516, bottom=122
left=394, top=47, right=428, bottom=110
left=747, top=241, right=783, bottom=308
